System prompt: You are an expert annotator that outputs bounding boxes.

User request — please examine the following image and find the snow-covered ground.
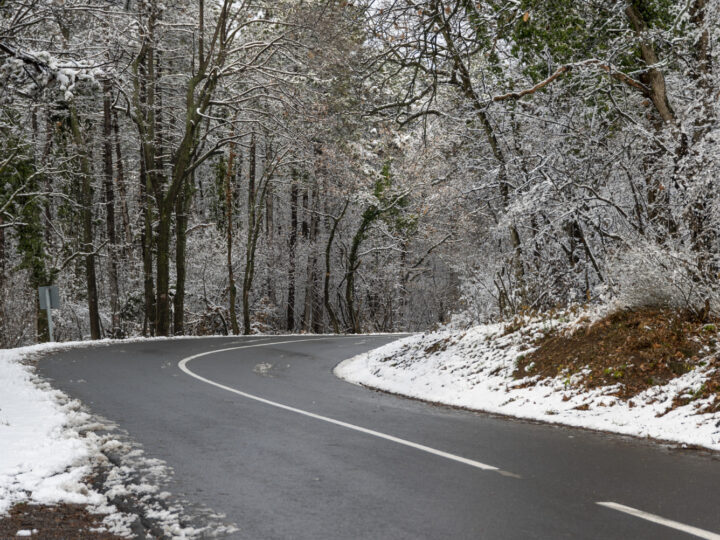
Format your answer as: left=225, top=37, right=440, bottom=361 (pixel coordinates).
left=335, top=315, right=720, bottom=452
left=0, top=339, right=238, bottom=538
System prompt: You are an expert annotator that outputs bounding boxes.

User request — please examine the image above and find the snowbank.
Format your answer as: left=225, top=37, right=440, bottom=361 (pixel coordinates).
left=0, top=344, right=101, bottom=513
left=0, top=339, right=239, bottom=537
left=335, top=317, right=720, bottom=452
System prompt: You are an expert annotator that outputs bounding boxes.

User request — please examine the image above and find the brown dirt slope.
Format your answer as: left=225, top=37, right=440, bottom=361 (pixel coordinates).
left=514, top=309, right=720, bottom=407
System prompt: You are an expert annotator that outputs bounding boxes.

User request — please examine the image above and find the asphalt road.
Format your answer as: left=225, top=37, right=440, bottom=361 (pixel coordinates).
left=38, top=335, right=720, bottom=539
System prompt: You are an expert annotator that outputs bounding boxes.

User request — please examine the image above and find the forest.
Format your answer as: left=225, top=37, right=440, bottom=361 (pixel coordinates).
left=0, top=0, right=717, bottom=345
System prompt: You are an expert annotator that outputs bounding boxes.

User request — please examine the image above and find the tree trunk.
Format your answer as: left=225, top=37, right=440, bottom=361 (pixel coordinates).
left=225, top=130, right=240, bottom=335
left=0, top=214, right=4, bottom=343
left=625, top=2, right=679, bottom=243
left=41, top=110, right=53, bottom=244
left=264, top=141, right=275, bottom=306
left=140, top=148, right=156, bottom=336
left=155, top=200, right=173, bottom=335
left=624, top=4, right=676, bottom=125
left=311, top=186, right=323, bottom=333
left=112, top=110, right=132, bottom=252
left=103, top=80, right=121, bottom=337
left=301, top=185, right=318, bottom=331
left=173, top=176, right=191, bottom=334
left=286, top=176, right=298, bottom=331
left=69, top=105, right=101, bottom=340
left=345, top=214, right=373, bottom=334
left=324, top=201, right=348, bottom=334
left=0, top=216, right=4, bottom=277
left=242, top=134, right=258, bottom=335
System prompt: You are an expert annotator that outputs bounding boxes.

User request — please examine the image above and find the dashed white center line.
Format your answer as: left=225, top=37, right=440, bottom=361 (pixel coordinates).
left=597, top=502, right=720, bottom=539
left=178, top=338, right=506, bottom=473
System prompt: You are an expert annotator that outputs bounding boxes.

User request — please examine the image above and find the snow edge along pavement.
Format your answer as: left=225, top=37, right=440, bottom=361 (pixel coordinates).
left=0, top=340, right=240, bottom=538
left=333, top=318, right=720, bottom=453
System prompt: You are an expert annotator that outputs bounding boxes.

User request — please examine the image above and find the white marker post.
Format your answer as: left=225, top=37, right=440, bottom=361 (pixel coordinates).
left=38, top=285, right=60, bottom=342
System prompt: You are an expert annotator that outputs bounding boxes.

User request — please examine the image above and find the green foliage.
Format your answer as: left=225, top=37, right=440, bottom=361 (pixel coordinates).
left=373, top=160, right=418, bottom=237
left=510, top=0, right=611, bottom=80
left=631, top=0, right=675, bottom=29
left=0, top=139, right=50, bottom=287
left=509, top=0, right=676, bottom=80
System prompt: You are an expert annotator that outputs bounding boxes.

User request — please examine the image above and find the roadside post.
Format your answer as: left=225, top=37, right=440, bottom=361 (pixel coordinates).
left=38, top=285, right=60, bottom=342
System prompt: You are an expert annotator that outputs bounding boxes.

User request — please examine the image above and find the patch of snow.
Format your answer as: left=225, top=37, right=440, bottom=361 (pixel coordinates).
left=0, top=339, right=241, bottom=537
left=334, top=315, right=720, bottom=452
left=253, top=362, right=273, bottom=376
left=0, top=348, right=102, bottom=515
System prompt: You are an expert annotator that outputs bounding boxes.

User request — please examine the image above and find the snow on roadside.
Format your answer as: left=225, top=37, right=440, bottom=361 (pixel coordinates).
left=0, top=344, right=105, bottom=513
left=334, top=316, right=720, bottom=452
left=0, top=339, right=240, bottom=537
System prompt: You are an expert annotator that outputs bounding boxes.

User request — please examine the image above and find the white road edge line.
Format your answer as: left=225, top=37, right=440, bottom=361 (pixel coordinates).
left=178, top=337, right=500, bottom=472
left=597, top=502, right=720, bottom=540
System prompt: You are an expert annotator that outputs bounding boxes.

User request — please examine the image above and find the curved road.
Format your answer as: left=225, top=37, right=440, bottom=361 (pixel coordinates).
left=38, top=335, right=720, bottom=539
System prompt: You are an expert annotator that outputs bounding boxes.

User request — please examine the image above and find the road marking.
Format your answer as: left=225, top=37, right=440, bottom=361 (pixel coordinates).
left=597, top=502, right=720, bottom=539
left=178, top=338, right=501, bottom=472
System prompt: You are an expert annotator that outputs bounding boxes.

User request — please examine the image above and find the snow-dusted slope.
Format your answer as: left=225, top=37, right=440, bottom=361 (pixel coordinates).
left=335, top=318, right=720, bottom=451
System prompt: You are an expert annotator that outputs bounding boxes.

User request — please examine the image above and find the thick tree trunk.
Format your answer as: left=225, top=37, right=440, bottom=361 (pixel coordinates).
left=324, top=201, right=347, bottom=334
left=625, top=4, right=676, bottom=125
left=155, top=200, right=173, bottom=336
left=173, top=177, right=191, bottom=334
left=112, top=110, right=132, bottom=252
left=140, top=150, right=156, bottom=336
left=69, top=105, right=101, bottom=340
left=345, top=214, right=374, bottom=334
left=155, top=136, right=197, bottom=336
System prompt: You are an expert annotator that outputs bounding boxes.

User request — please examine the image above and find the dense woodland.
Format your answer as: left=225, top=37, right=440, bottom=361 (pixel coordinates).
left=0, top=0, right=718, bottom=345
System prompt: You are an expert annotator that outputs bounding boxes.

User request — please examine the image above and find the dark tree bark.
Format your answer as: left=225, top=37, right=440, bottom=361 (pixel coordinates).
left=310, top=186, right=323, bottom=332
left=264, top=141, right=276, bottom=306
left=241, top=134, right=274, bottom=336
left=345, top=207, right=379, bottom=334
left=301, top=185, right=319, bottom=332
left=225, top=131, right=240, bottom=335
left=286, top=174, right=298, bottom=331
left=624, top=4, right=676, bottom=125
left=112, top=110, right=132, bottom=252
left=0, top=215, right=4, bottom=288
left=132, top=0, right=228, bottom=336
left=173, top=176, right=192, bottom=335
left=103, top=80, right=121, bottom=337
left=624, top=3, right=679, bottom=242
left=324, top=200, right=348, bottom=334
left=140, top=148, right=156, bottom=337
left=242, top=134, right=258, bottom=335
left=69, top=105, right=101, bottom=339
